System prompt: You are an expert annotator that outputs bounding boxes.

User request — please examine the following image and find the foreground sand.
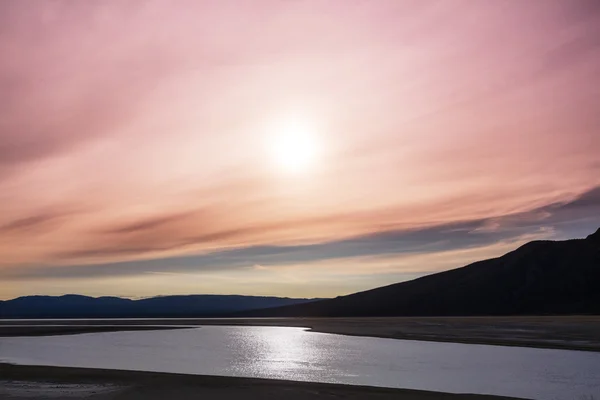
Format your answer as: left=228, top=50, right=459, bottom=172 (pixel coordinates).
left=0, top=364, right=523, bottom=400
left=2, top=316, right=600, bottom=351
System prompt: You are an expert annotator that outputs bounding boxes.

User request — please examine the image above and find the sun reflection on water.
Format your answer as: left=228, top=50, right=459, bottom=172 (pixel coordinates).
left=228, top=326, right=330, bottom=381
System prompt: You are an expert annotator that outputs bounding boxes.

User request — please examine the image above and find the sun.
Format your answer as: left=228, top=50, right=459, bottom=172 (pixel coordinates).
left=268, top=116, right=320, bottom=173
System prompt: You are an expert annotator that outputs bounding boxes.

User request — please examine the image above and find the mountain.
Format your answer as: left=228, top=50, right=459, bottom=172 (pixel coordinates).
left=243, top=228, right=600, bottom=317
left=0, top=294, right=321, bottom=319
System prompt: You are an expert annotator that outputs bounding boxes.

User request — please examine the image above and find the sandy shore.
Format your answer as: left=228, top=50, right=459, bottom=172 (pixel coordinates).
left=0, top=363, right=523, bottom=400
left=0, top=325, right=186, bottom=337
left=2, top=316, right=599, bottom=351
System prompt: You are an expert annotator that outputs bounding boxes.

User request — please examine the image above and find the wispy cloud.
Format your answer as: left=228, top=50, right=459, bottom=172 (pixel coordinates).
left=3, top=184, right=599, bottom=283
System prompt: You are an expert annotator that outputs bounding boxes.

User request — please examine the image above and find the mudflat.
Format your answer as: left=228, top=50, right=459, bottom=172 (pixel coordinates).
left=0, top=325, right=185, bottom=337
left=0, top=363, right=523, bottom=400
left=1, top=316, right=599, bottom=351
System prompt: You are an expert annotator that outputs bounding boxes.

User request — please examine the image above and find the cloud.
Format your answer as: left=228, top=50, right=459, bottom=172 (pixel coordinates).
left=1, top=213, right=62, bottom=233
left=0, top=208, right=82, bottom=235
left=4, top=184, right=599, bottom=281
left=0, top=1, right=255, bottom=179
left=524, top=186, right=600, bottom=232
left=557, top=186, right=600, bottom=209
left=103, top=211, right=197, bottom=235
left=2, top=184, right=600, bottom=281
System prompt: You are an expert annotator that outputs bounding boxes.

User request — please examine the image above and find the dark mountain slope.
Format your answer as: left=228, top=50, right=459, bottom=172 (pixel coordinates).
left=245, top=228, right=600, bottom=317
left=0, top=294, right=321, bottom=319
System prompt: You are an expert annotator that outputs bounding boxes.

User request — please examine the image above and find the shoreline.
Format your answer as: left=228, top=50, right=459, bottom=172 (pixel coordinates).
left=0, top=363, right=524, bottom=400
left=0, top=325, right=187, bottom=337
left=2, top=316, right=599, bottom=352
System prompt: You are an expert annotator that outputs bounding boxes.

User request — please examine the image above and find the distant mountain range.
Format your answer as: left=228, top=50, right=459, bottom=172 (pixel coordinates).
left=3, top=228, right=599, bottom=319
left=0, top=294, right=322, bottom=319
left=243, top=227, right=600, bottom=317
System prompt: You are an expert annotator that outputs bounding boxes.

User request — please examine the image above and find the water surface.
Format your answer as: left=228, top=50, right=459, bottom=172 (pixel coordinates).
left=1, top=326, right=599, bottom=400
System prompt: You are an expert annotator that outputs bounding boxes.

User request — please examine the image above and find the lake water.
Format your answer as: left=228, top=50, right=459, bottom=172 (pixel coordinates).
left=1, top=326, right=599, bottom=400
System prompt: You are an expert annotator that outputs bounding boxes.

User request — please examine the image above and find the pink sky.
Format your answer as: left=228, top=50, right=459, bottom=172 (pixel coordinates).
left=1, top=1, right=599, bottom=299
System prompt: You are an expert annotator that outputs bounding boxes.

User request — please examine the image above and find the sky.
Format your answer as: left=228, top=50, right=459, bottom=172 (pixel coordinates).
left=1, top=0, right=599, bottom=300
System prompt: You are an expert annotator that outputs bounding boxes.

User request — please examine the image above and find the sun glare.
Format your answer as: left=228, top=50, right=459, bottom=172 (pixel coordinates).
left=268, top=116, right=320, bottom=173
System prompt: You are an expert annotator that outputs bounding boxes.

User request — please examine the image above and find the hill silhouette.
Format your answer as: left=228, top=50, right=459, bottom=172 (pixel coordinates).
left=243, top=228, right=600, bottom=317
left=0, top=294, right=321, bottom=319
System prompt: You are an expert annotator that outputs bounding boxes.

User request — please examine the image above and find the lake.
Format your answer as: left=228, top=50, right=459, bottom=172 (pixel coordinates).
left=1, top=326, right=599, bottom=400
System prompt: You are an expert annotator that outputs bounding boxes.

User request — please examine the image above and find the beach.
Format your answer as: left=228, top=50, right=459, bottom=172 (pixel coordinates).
left=0, top=363, right=522, bottom=400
